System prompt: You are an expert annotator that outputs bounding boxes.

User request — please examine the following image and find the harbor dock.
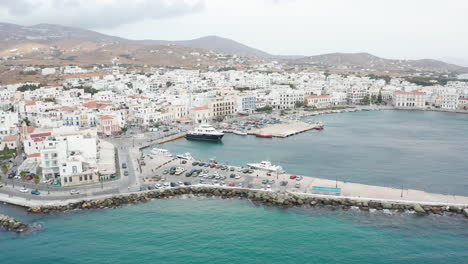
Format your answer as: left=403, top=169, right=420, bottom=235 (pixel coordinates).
left=252, top=121, right=322, bottom=138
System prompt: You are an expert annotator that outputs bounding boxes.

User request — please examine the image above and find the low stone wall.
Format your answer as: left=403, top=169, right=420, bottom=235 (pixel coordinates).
left=0, top=214, right=29, bottom=233
left=27, top=186, right=468, bottom=218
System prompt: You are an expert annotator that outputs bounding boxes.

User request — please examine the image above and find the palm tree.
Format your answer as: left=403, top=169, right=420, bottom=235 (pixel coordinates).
left=1, top=163, right=8, bottom=177
left=20, top=171, right=27, bottom=186
left=33, top=175, right=40, bottom=190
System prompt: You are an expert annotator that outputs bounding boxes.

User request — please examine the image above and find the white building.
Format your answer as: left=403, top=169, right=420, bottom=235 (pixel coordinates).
left=393, top=91, right=426, bottom=108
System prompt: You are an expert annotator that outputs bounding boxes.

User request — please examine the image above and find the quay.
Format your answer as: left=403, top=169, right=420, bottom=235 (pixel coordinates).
left=253, top=121, right=322, bottom=138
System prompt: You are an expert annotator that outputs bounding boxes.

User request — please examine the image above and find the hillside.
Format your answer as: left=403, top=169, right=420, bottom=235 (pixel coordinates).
left=141, top=36, right=271, bottom=58
left=0, top=22, right=466, bottom=74
left=293, top=52, right=465, bottom=73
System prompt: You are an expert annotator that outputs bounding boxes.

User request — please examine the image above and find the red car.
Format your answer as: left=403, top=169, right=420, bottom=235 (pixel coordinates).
left=210, top=164, right=217, bottom=168
left=289, top=175, right=297, bottom=180
left=228, top=183, right=236, bottom=187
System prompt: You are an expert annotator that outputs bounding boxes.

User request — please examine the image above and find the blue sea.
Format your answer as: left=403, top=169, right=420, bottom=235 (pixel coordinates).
left=1, top=110, right=467, bottom=264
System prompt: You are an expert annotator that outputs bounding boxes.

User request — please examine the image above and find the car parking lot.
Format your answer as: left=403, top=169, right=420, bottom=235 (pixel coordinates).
left=139, top=154, right=309, bottom=193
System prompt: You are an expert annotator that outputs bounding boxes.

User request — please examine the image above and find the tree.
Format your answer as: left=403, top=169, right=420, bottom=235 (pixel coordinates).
left=23, top=118, right=31, bottom=126
left=33, top=175, right=40, bottom=186
left=377, top=90, right=383, bottom=104
left=361, top=95, right=370, bottom=105
left=1, top=163, right=8, bottom=176
left=20, top=171, right=27, bottom=183
left=294, top=101, right=304, bottom=108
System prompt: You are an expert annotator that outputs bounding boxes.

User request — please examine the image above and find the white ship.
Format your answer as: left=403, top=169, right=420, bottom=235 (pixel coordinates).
left=150, top=148, right=173, bottom=157
left=176, top=152, right=193, bottom=160
left=186, top=124, right=224, bottom=141
left=247, top=161, right=283, bottom=172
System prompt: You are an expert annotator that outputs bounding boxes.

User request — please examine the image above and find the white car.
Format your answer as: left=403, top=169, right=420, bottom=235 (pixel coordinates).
left=235, top=175, right=241, bottom=179
left=178, top=181, right=183, bottom=185
left=70, top=189, right=80, bottom=195
left=19, top=187, right=28, bottom=193
left=296, top=176, right=303, bottom=181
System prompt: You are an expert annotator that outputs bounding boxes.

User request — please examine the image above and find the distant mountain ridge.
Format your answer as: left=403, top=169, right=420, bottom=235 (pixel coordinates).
left=0, top=22, right=466, bottom=73
left=140, top=36, right=272, bottom=58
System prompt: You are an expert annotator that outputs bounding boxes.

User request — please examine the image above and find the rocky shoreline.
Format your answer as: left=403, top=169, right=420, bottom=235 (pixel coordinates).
left=27, top=186, right=468, bottom=218
left=0, top=214, right=29, bottom=233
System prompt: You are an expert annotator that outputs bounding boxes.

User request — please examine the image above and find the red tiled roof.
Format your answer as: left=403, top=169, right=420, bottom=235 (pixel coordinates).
left=3, top=135, right=18, bottom=141
left=30, top=132, right=52, bottom=138
left=27, top=153, right=40, bottom=158
left=99, top=115, right=114, bottom=120
left=191, top=106, right=209, bottom=111
left=256, top=101, right=266, bottom=104
left=25, top=100, right=36, bottom=106
left=61, top=106, right=75, bottom=112
left=395, top=90, right=425, bottom=95
left=306, top=95, right=330, bottom=99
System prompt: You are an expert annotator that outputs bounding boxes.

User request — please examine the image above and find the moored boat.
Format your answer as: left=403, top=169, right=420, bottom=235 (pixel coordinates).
left=233, top=130, right=247, bottom=136
left=186, top=124, right=224, bottom=141
left=255, top=134, right=272, bottom=138
left=176, top=152, right=193, bottom=160
left=150, top=148, right=173, bottom=157
left=247, top=161, right=283, bottom=172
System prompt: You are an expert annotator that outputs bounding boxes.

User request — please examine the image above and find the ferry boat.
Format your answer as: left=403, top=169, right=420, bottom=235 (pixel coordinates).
left=186, top=124, right=224, bottom=141
left=150, top=148, right=173, bottom=157
left=176, top=153, right=193, bottom=160
left=247, top=161, right=283, bottom=172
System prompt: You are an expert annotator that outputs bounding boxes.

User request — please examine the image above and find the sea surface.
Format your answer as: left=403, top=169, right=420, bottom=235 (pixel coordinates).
left=1, top=110, right=468, bottom=263
left=162, top=110, right=468, bottom=196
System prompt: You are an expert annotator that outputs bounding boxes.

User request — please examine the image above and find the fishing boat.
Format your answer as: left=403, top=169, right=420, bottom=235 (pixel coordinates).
left=247, top=161, right=283, bottom=172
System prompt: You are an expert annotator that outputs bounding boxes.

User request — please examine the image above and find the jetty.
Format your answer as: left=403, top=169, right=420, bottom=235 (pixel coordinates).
left=252, top=121, right=322, bottom=138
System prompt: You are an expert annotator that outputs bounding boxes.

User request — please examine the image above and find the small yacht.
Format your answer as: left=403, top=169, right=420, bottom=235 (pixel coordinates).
left=247, top=161, right=283, bottom=172
left=233, top=130, right=247, bottom=136
left=186, top=124, right=224, bottom=141
left=150, top=148, right=173, bottom=157
left=176, top=152, right=193, bottom=160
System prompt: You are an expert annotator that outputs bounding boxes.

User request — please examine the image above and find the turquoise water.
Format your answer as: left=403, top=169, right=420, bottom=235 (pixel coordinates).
left=1, top=198, right=467, bottom=264
left=1, top=110, right=468, bottom=263
left=162, top=110, right=468, bottom=196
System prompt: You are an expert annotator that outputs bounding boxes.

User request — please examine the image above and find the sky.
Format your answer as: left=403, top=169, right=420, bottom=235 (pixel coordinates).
left=1, top=0, right=468, bottom=65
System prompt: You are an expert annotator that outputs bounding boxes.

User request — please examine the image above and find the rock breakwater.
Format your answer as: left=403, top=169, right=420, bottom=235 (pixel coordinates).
left=27, top=186, right=468, bottom=218
left=0, top=214, right=29, bottom=233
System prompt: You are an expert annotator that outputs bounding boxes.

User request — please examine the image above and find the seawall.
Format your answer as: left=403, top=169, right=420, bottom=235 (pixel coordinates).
left=26, top=186, right=468, bottom=218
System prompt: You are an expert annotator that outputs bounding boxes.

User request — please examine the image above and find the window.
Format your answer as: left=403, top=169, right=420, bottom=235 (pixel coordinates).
left=79, top=176, right=82, bottom=181
left=72, top=166, right=77, bottom=174
left=64, top=177, right=67, bottom=183
left=84, top=175, right=88, bottom=181
left=69, top=177, right=72, bottom=182
left=90, top=175, right=93, bottom=180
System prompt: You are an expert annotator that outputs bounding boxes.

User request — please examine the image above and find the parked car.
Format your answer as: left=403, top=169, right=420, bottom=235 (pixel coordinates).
left=19, top=187, right=28, bottom=193
left=31, top=189, right=41, bottom=195
left=228, top=182, right=236, bottom=187
left=295, top=183, right=301, bottom=188
left=124, top=171, right=129, bottom=176
left=26, top=175, right=33, bottom=181
left=230, top=174, right=236, bottom=178
left=210, top=164, right=217, bottom=168
left=192, top=161, right=199, bottom=166
left=70, top=189, right=80, bottom=195
left=183, top=182, right=192, bottom=186
left=122, top=163, right=127, bottom=169
left=289, top=175, right=297, bottom=180
left=181, top=160, right=187, bottom=164
left=296, top=176, right=303, bottom=181
left=170, top=182, right=178, bottom=187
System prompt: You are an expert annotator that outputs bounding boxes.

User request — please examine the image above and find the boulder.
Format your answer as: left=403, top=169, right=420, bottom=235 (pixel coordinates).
left=413, top=204, right=426, bottom=215
left=463, top=208, right=468, bottom=218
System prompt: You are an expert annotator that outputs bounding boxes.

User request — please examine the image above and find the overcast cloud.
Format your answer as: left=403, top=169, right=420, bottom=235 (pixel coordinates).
left=1, top=0, right=467, bottom=65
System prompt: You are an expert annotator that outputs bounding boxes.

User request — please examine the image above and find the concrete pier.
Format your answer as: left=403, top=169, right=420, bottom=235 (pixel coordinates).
left=253, top=121, right=322, bottom=138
